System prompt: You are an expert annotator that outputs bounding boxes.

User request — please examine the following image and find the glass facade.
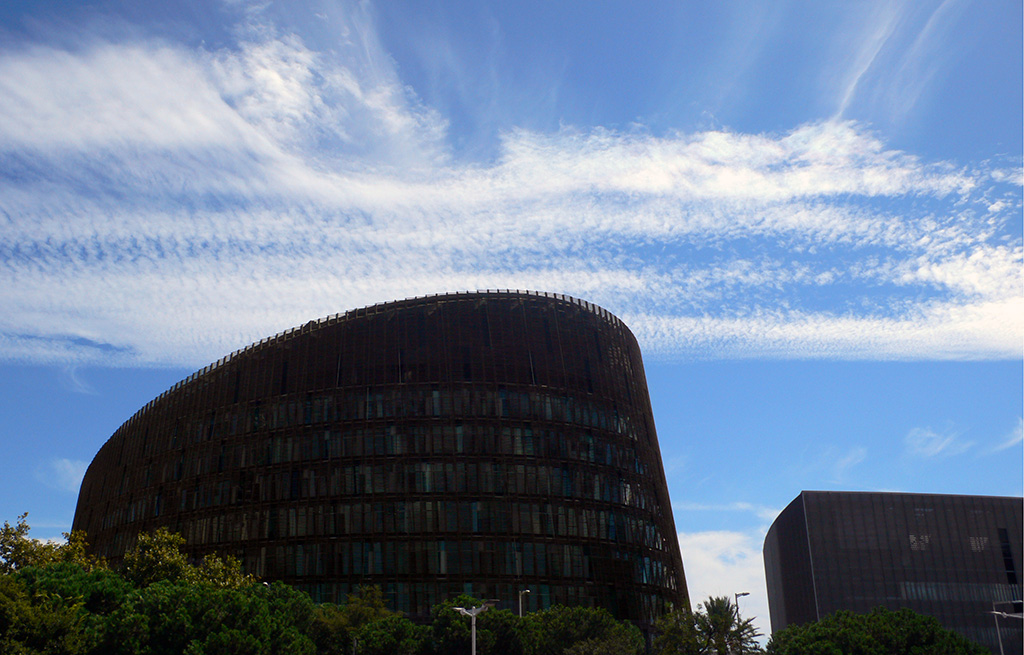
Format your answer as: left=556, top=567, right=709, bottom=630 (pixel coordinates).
left=764, top=491, right=1023, bottom=654
left=73, top=290, right=688, bottom=628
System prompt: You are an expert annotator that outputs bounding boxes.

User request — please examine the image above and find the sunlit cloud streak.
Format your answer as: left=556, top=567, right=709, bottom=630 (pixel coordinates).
left=905, top=426, right=973, bottom=458
left=34, top=458, right=88, bottom=494
left=0, top=4, right=1020, bottom=368
left=992, top=418, right=1023, bottom=453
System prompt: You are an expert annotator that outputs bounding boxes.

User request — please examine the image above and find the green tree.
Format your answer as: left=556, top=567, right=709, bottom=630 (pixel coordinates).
left=309, top=603, right=352, bottom=655
left=121, top=527, right=192, bottom=587
left=310, top=585, right=404, bottom=654
left=654, top=605, right=703, bottom=655
left=0, top=572, right=91, bottom=654
left=14, top=561, right=132, bottom=649
left=99, top=579, right=316, bottom=655
left=695, top=596, right=762, bottom=655
left=428, top=594, right=483, bottom=655
left=1, top=513, right=101, bottom=575
left=122, top=527, right=252, bottom=588
left=526, top=605, right=643, bottom=655
left=477, top=608, right=527, bottom=655
left=765, top=607, right=989, bottom=655
left=425, top=595, right=531, bottom=655
left=343, top=584, right=399, bottom=627
left=0, top=514, right=58, bottom=574
left=352, top=615, right=428, bottom=655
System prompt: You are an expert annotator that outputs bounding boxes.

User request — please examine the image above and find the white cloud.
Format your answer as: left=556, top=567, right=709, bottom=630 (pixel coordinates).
left=833, top=446, right=868, bottom=482
left=992, top=418, right=1023, bottom=452
left=829, top=0, right=972, bottom=124
left=905, top=426, right=973, bottom=458
left=60, top=366, right=97, bottom=395
left=678, top=530, right=771, bottom=643
left=674, top=501, right=780, bottom=525
left=35, top=459, right=89, bottom=494
left=833, top=2, right=902, bottom=117
left=0, top=4, right=1020, bottom=369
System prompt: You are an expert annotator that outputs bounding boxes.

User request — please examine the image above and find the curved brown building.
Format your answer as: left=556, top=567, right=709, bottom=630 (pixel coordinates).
left=73, top=290, right=687, bottom=626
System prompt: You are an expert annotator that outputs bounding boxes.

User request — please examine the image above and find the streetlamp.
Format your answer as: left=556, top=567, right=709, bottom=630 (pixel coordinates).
left=731, top=593, right=750, bottom=655
left=989, top=608, right=1005, bottom=655
left=518, top=589, right=531, bottom=617
left=453, top=604, right=490, bottom=655
left=988, top=599, right=1022, bottom=655
left=734, top=592, right=749, bottom=610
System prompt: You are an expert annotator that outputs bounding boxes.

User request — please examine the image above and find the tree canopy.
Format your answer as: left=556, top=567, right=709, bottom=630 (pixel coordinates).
left=765, top=607, right=989, bottom=655
left=0, top=514, right=651, bottom=655
left=653, top=596, right=762, bottom=655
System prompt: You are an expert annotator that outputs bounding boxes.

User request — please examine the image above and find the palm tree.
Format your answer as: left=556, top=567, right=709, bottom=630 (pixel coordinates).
left=695, top=596, right=762, bottom=655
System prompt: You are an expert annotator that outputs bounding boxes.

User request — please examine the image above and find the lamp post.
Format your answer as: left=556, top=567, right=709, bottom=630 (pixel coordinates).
left=453, top=605, right=490, bottom=655
left=731, top=593, right=750, bottom=655
left=989, top=599, right=1024, bottom=655
left=734, top=592, right=749, bottom=610
left=989, top=608, right=1005, bottom=655
left=518, top=589, right=531, bottom=617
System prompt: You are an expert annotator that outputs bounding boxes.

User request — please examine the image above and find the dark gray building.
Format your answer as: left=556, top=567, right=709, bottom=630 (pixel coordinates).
left=73, top=291, right=688, bottom=629
left=764, top=491, right=1022, bottom=653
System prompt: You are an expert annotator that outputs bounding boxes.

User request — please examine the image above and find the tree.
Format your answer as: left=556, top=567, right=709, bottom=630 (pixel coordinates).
left=352, top=615, right=428, bottom=655
left=428, top=594, right=483, bottom=655
left=0, top=513, right=101, bottom=574
left=765, top=607, right=989, bottom=655
left=0, top=571, right=92, bottom=654
left=98, top=579, right=317, bottom=655
left=695, top=596, right=762, bottom=655
left=654, top=598, right=762, bottom=655
left=477, top=608, right=528, bottom=655
left=526, top=605, right=643, bottom=655
left=122, top=527, right=252, bottom=588
left=342, top=584, right=399, bottom=627
left=654, top=605, right=703, bottom=655
left=310, top=584, right=404, bottom=654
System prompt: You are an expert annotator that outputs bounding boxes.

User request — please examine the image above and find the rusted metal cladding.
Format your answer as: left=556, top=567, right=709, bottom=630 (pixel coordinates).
left=73, top=291, right=688, bottom=625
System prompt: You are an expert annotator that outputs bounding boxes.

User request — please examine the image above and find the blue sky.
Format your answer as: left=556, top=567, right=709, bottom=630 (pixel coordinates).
left=0, top=0, right=1021, bottom=636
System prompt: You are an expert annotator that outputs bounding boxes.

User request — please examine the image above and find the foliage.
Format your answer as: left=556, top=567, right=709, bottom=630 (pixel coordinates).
left=0, top=571, right=92, bottom=654
left=654, top=604, right=703, bottom=655
left=122, top=527, right=252, bottom=588
left=528, top=605, right=643, bottom=655
left=98, top=579, right=316, bottom=655
left=478, top=607, right=528, bottom=655
left=654, top=598, right=762, bottom=655
left=765, top=607, right=989, bottom=655
left=428, top=594, right=482, bottom=655
left=696, top=596, right=761, bottom=655
left=309, top=603, right=352, bottom=655
left=1, top=514, right=656, bottom=655
left=310, top=584, right=404, bottom=654
left=0, top=513, right=101, bottom=575
left=353, top=615, right=428, bottom=655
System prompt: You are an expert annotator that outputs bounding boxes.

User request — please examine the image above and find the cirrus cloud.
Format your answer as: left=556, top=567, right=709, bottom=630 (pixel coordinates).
left=0, top=3, right=1020, bottom=369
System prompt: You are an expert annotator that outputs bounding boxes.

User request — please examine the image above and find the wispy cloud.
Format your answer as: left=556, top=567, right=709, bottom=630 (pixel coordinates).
left=881, top=0, right=968, bottom=121
left=905, top=425, right=973, bottom=458
left=60, top=366, right=97, bottom=395
left=833, top=446, right=868, bottom=482
left=830, top=0, right=971, bottom=123
left=34, top=459, right=89, bottom=494
left=834, top=2, right=902, bottom=117
left=992, top=418, right=1023, bottom=453
left=0, top=4, right=1020, bottom=368
left=674, top=501, right=780, bottom=524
